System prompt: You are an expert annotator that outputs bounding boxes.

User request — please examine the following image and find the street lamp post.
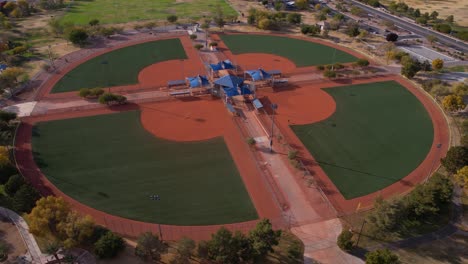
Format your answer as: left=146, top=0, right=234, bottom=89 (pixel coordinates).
left=425, top=143, right=442, bottom=183
left=270, top=103, right=278, bottom=153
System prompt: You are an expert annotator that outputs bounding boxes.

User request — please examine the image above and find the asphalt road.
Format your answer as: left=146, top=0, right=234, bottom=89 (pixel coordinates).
left=348, top=0, right=468, bottom=53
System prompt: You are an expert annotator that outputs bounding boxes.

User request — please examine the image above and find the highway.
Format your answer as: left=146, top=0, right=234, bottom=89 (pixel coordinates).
left=347, top=0, right=468, bottom=53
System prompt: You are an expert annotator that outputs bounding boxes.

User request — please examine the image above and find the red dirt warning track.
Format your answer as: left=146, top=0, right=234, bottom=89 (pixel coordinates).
left=15, top=99, right=283, bottom=240
left=258, top=75, right=450, bottom=214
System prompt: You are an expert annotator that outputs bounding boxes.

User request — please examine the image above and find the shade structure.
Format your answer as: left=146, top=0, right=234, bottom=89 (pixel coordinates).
left=214, top=75, right=244, bottom=89
left=223, top=87, right=240, bottom=97
left=239, top=84, right=252, bottom=95
left=186, top=75, right=210, bottom=88
left=209, top=60, right=235, bottom=72
left=245, top=68, right=272, bottom=81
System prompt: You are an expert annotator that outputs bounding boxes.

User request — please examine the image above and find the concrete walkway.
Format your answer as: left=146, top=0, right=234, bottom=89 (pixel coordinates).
left=238, top=111, right=363, bottom=264
left=0, top=207, right=43, bottom=264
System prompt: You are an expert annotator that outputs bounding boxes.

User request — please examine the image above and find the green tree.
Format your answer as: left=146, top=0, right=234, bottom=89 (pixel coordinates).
left=426, top=35, right=438, bottom=44
left=367, top=197, right=405, bottom=232
left=446, top=15, right=455, bottom=23
left=442, top=94, right=465, bottom=112
left=94, top=232, right=125, bottom=259
left=401, top=58, right=421, bottom=78
left=135, top=232, right=167, bottom=262
left=354, top=59, right=370, bottom=67
left=12, top=184, right=40, bottom=213
left=430, top=11, right=439, bottom=20
left=171, top=237, right=195, bottom=263
left=441, top=146, right=468, bottom=174
left=287, top=13, right=302, bottom=24
left=432, top=58, right=444, bottom=70
left=28, top=196, right=71, bottom=236
left=454, top=82, right=468, bottom=96
left=345, top=21, right=360, bottom=37
left=89, top=19, right=100, bottom=26
left=434, top=23, right=452, bottom=33
left=366, top=248, right=400, bottom=264
left=207, top=227, right=252, bottom=264
left=213, top=5, right=226, bottom=30
left=4, top=174, right=25, bottom=196
left=68, top=28, right=88, bottom=46
left=258, top=18, right=273, bottom=30
left=249, top=219, right=281, bottom=259
left=337, top=229, right=353, bottom=251
left=0, top=67, right=25, bottom=94
left=0, top=110, right=17, bottom=123
left=167, top=15, right=178, bottom=24
left=323, top=70, right=337, bottom=78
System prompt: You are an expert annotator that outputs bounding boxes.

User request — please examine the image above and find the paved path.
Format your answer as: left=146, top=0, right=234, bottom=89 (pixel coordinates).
left=0, top=207, right=43, bottom=264
left=238, top=110, right=363, bottom=263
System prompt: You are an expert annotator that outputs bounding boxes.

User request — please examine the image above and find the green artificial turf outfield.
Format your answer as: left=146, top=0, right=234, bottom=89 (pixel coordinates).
left=291, top=81, right=434, bottom=199
left=60, top=0, right=237, bottom=25
left=31, top=111, right=258, bottom=225
left=220, top=34, right=357, bottom=67
left=52, top=38, right=186, bottom=93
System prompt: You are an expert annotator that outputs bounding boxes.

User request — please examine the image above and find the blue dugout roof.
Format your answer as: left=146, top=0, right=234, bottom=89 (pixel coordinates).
left=214, top=75, right=243, bottom=89
left=186, top=75, right=210, bottom=88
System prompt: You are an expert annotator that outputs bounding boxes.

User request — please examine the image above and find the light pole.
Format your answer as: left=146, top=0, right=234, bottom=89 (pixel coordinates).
left=425, top=143, right=442, bottom=183
left=270, top=103, right=278, bottom=153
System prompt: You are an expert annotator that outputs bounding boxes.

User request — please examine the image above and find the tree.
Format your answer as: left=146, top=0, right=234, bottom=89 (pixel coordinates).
left=4, top=174, right=25, bottom=196
left=0, top=110, right=17, bottom=123
left=45, top=241, right=62, bottom=264
left=0, top=147, right=16, bottom=184
left=441, top=146, right=468, bottom=174
left=167, top=15, right=178, bottom=24
left=249, top=219, right=281, bottom=259
left=421, top=60, right=432, bottom=71
left=386, top=33, right=398, bottom=42
left=446, top=15, right=455, bottom=24
left=337, top=229, right=353, bottom=251
left=287, top=13, right=302, bottom=25
left=28, top=196, right=71, bottom=236
left=432, top=58, right=444, bottom=70
left=295, top=0, right=308, bottom=10
left=213, top=5, right=226, bottom=30
left=12, top=184, right=40, bottom=213
left=135, top=232, right=167, bottom=262
left=442, top=94, right=465, bottom=112
left=416, top=17, right=428, bottom=25
left=171, top=237, right=196, bottom=263
left=359, top=29, right=369, bottom=39
left=94, top=231, right=125, bottom=259
left=401, top=58, right=421, bottom=78
left=258, top=18, right=273, bottom=30
left=206, top=227, right=252, bottom=263
left=57, top=211, right=95, bottom=248
left=426, top=35, right=438, bottom=44
left=454, top=82, right=468, bottom=96
left=68, top=28, right=88, bottom=46
left=345, top=21, right=360, bottom=37
left=366, top=197, right=404, bottom=232
left=454, top=166, right=468, bottom=190
left=98, top=93, right=127, bottom=105
left=365, top=248, right=400, bottom=264
left=287, top=240, right=302, bottom=261
left=430, top=11, right=439, bottom=20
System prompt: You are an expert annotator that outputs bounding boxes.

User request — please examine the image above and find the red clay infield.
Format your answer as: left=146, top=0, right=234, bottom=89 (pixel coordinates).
left=15, top=99, right=283, bottom=240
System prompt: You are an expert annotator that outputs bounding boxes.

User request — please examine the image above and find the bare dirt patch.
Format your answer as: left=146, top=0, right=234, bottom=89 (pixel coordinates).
left=0, top=217, right=27, bottom=262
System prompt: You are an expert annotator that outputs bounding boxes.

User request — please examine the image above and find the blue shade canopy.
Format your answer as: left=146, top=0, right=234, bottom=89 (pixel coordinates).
left=209, top=60, right=235, bottom=71
left=245, top=68, right=272, bottom=81
left=222, top=60, right=234, bottom=69
left=209, top=63, right=223, bottom=71
left=239, top=84, right=252, bottom=95
left=214, top=75, right=244, bottom=89
left=223, top=87, right=240, bottom=97
left=186, top=75, right=210, bottom=88
left=0, top=64, right=8, bottom=71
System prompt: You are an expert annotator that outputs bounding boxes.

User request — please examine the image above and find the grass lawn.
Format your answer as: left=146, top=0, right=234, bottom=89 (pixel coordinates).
left=220, top=34, right=357, bottom=67
left=291, top=81, right=434, bottom=199
left=52, top=38, right=186, bottom=93
left=60, top=0, right=237, bottom=25
left=31, top=110, right=258, bottom=225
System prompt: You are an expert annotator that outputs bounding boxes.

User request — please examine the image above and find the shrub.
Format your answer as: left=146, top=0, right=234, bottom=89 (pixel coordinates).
left=246, top=137, right=256, bottom=145
left=12, top=184, right=40, bottom=213
left=365, top=248, right=400, bottom=264
left=94, top=232, right=125, bottom=259
left=337, top=229, right=354, bottom=251
left=4, top=174, right=25, bottom=196
left=355, top=59, right=370, bottom=67
left=167, top=15, right=178, bottom=23
left=0, top=110, right=17, bottom=123
left=288, top=150, right=298, bottom=160
left=68, top=28, right=88, bottom=46
left=441, top=146, right=468, bottom=174
left=209, top=42, right=218, bottom=47
left=194, top=44, right=204, bottom=50
left=333, top=63, right=345, bottom=70
left=287, top=13, right=302, bottom=24
left=386, top=33, right=399, bottom=42
left=317, top=65, right=325, bottom=71
left=98, top=93, right=127, bottom=105
left=189, top=34, right=197, bottom=40
left=323, top=70, right=337, bottom=78
left=78, top=88, right=91, bottom=98
left=289, top=159, right=302, bottom=169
